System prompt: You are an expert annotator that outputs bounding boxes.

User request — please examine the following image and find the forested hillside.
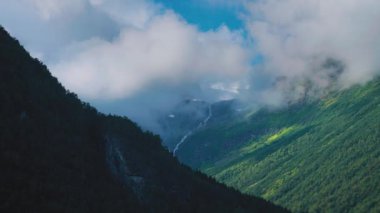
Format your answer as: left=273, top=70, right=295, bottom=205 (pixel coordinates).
left=177, top=76, right=380, bottom=212
left=0, top=26, right=287, bottom=212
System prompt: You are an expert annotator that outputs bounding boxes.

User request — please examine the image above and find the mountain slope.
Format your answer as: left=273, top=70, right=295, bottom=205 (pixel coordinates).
left=176, top=78, right=380, bottom=212
left=157, top=99, right=211, bottom=151
left=0, top=27, right=287, bottom=212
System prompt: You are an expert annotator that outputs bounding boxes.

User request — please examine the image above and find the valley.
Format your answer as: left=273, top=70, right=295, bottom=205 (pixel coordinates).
left=173, top=80, right=380, bottom=212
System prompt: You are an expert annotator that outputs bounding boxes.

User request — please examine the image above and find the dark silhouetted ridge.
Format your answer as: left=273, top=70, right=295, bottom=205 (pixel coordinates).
left=0, top=26, right=287, bottom=213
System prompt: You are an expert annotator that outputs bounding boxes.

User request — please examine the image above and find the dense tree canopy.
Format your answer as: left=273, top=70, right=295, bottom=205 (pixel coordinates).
left=0, top=26, right=287, bottom=212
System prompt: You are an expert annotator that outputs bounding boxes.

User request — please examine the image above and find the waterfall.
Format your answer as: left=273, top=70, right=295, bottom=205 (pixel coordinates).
left=173, top=104, right=212, bottom=156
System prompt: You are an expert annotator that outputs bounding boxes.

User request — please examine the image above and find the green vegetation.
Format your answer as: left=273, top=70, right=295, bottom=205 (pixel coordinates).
left=0, top=26, right=287, bottom=212
left=266, top=126, right=299, bottom=144
left=177, top=77, right=380, bottom=212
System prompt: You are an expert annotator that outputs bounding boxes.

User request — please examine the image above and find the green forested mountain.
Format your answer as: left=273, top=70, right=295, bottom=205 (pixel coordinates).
left=0, top=27, right=287, bottom=212
left=177, top=77, right=380, bottom=212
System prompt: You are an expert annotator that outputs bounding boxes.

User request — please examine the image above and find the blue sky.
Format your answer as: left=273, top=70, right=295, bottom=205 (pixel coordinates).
left=154, top=0, right=244, bottom=31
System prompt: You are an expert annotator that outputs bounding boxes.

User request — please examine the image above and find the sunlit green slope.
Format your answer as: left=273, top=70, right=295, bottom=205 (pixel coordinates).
left=177, top=80, right=380, bottom=212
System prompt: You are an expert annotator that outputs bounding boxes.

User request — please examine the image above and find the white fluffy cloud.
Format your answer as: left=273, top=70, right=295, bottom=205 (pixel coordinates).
left=2, top=0, right=380, bottom=126
left=52, top=10, right=249, bottom=99
left=246, top=0, right=380, bottom=93
left=10, top=0, right=250, bottom=101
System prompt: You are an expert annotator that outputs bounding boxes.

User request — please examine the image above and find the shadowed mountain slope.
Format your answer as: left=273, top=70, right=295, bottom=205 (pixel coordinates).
left=0, top=27, right=287, bottom=213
